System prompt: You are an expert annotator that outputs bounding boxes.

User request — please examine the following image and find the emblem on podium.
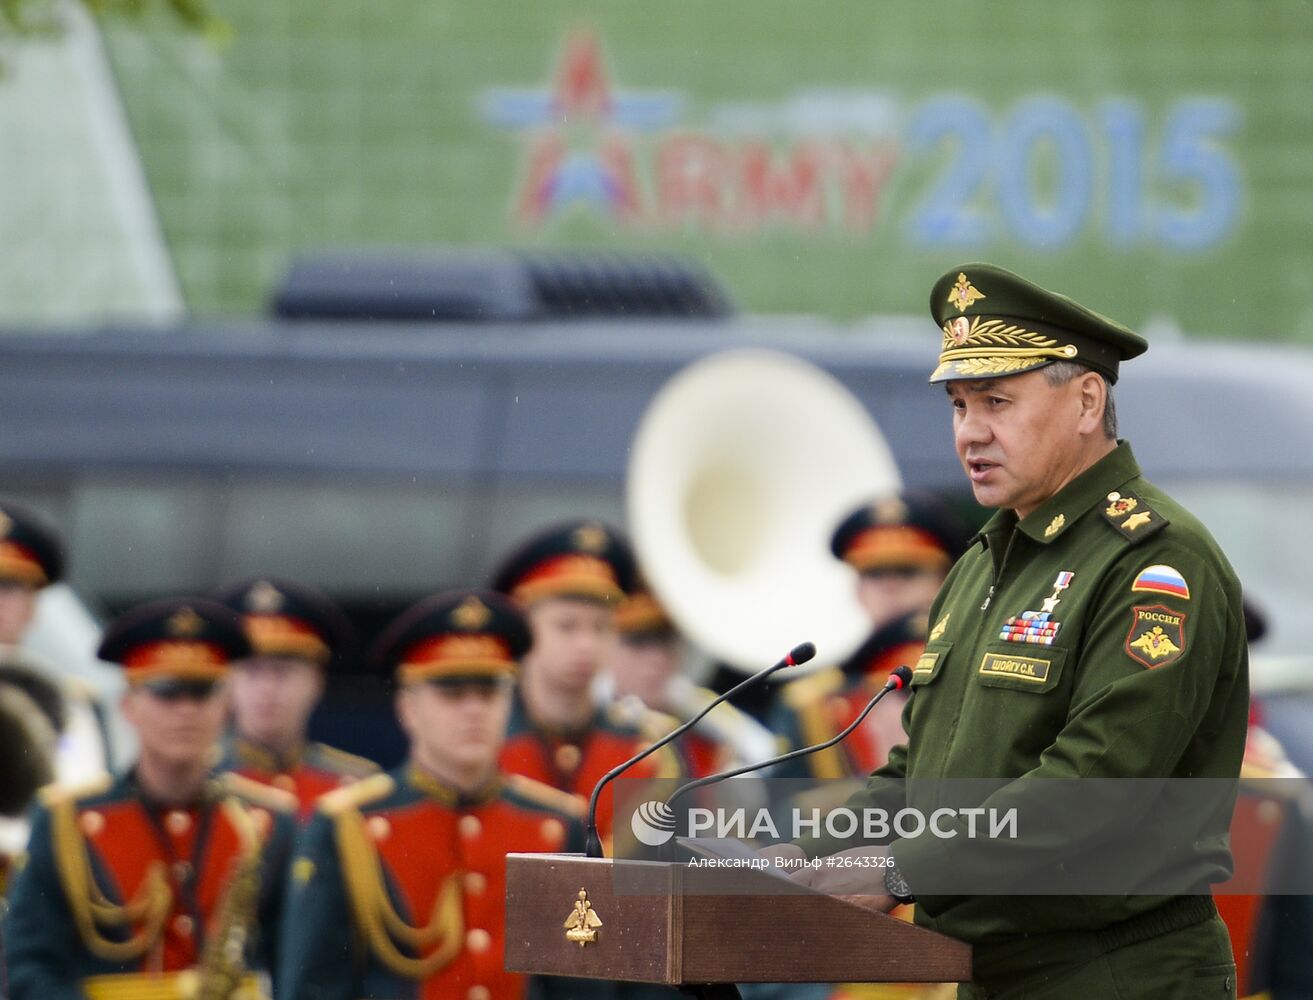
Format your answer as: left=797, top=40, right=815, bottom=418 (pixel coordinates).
left=563, top=888, right=603, bottom=946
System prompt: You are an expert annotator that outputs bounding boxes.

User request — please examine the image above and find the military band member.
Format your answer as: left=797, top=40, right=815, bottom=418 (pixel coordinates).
left=491, top=521, right=682, bottom=842
left=771, top=264, right=1248, bottom=999
left=3, top=598, right=295, bottom=1000
left=214, top=577, right=378, bottom=817
left=608, top=588, right=774, bottom=780
left=0, top=501, right=66, bottom=650
left=279, top=589, right=598, bottom=1000
left=771, top=494, right=968, bottom=782
left=0, top=502, right=110, bottom=884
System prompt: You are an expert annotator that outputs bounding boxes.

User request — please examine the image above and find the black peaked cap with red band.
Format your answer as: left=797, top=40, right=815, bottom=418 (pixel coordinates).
left=831, top=492, right=970, bottom=574
left=490, top=520, right=637, bottom=606
left=372, top=589, right=531, bottom=684
left=0, top=501, right=65, bottom=588
left=212, top=576, right=352, bottom=665
left=97, top=597, right=251, bottom=684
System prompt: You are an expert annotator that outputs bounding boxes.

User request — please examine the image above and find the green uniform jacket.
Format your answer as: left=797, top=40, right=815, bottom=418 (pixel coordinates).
left=798, top=442, right=1249, bottom=944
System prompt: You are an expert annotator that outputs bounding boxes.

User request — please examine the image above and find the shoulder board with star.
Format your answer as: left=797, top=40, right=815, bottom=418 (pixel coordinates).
left=1100, top=490, right=1169, bottom=543
left=218, top=771, right=298, bottom=813
left=503, top=773, right=586, bottom=819
left=317, top=772, right=397, bottom=816
left=310, top=742, right=382, bottom=779
left=36, top=773, right=114, bottom=809
left=781, top=666, right=845, bottom=710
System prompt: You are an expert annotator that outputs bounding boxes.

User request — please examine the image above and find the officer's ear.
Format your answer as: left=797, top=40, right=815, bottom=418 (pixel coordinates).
left=394, top=683, right=417, bottom=739
left=1075, top=370, right=1107, bottom=437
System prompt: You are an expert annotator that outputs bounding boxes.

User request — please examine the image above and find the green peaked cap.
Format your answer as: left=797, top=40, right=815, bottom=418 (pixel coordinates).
left=928, top=263, right=1148, bottom=384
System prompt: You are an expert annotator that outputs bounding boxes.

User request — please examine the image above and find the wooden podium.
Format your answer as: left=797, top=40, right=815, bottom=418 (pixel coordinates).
left=505, top=853, right=971, bottom=995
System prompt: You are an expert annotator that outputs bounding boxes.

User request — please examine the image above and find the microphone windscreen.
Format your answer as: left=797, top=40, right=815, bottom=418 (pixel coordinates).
left=788, top=641, right=817, bottom=666
left=890, top=665, right=914, bottom=689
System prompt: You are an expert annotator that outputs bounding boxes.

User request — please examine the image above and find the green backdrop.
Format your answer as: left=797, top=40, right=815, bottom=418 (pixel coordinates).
left=92, top=1, right=1313, bottom=338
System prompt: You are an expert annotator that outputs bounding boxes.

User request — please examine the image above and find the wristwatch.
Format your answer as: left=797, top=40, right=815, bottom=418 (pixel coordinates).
left=884, top=858, right=914, bottom=903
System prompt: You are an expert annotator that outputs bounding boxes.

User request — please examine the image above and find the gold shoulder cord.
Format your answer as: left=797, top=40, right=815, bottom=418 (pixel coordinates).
left=49, top=798, right=172, bottom=962
left=794, top=697, right=848, bottom=781
left=333, top=807, right=463, bottom=979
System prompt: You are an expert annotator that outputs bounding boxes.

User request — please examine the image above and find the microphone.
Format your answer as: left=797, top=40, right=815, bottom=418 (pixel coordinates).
left=583, top=641, right=816, bottom=858
left=663, top=665, right=914, bottom=818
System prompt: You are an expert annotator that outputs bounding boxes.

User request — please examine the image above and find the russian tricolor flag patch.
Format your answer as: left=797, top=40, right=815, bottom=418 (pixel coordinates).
left=1132, top=564, right=1190, bottom=600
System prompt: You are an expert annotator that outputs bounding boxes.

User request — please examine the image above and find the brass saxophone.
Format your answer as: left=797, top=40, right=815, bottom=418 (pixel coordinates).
left=197, top=796, right=265, bottom=1000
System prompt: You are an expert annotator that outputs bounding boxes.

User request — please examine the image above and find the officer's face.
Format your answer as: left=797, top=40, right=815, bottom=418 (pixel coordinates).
left=229, top=656, right=324, bottom=750
left=523, top=597, right=617, bottom=693
left=122, top=680, right=229, bottom=769
left=948, top=369, right=1102, bottom=518
left=854, top=566, right=946, bottom=630
left=0, top=581, right=38, bottom=645
left=609, top=634, right=681, bottom=708
left=398, top=679, right=512, bottom=778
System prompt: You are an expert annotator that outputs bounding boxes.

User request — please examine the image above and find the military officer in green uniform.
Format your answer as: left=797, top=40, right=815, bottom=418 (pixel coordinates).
left=767, top=264, right=1248, bottom=999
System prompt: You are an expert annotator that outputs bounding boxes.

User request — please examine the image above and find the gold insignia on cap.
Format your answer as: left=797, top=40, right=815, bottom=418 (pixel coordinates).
left=948, top=316, right=972, bottom=345
left=451, top=596, right=493, bottom=630
left=948, top=273, right=986, bottom=313
left=872, top=497, right=909, bottom=524
left=572, top=523, right=608, bottom=554
left=167, top=606, right=205, bottom=637
left=1044, top=514, right=1065, bottom=538
left=245, top=580, right=284, bottom=614
left=0, top=512, right=10, bottom=537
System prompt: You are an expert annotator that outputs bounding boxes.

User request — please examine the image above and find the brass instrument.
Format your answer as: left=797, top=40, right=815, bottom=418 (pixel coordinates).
left=197, top=796, right=266, bottom=1000
left=627, top=348, right=901, bottom=671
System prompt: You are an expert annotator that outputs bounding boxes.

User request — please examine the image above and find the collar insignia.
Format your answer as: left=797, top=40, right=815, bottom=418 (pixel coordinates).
left=929, top=613, right=950, bottom=643
left=1044, top=514, right=1065, bottom=538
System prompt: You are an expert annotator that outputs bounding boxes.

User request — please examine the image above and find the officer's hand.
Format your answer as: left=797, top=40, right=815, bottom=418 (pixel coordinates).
left=789, top=845, right=897, bottom=912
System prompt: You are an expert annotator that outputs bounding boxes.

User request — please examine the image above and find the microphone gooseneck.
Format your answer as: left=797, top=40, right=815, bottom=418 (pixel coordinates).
left=582, top=641, right=817, bottom=858
left=663, top=664, right=914, bottom=816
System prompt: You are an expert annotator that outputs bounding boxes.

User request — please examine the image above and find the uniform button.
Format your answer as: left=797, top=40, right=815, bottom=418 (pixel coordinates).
left=368, top=816, right=392, bottom=840
left=539, top=818, right=565, bottom=849
left=466, top=928, right=491, bottom=953
left=165, top=810, right=192, bottom=835
left=555, top=744, right=582, bottom=772
left=172, top=860, right=194, bottom=883
left=464, top=872, right=487, bottom=895
left=173, top=914, right=194, bottom=937
left=467, top=987, right=491, bottom=1000
left=80, top=811, right=105, bottom=837
left=458, top=815, right=482, bottom=840
left=273, top=774, right=297, bottom=793
left=1258, top=800, right=1282, bottom=825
